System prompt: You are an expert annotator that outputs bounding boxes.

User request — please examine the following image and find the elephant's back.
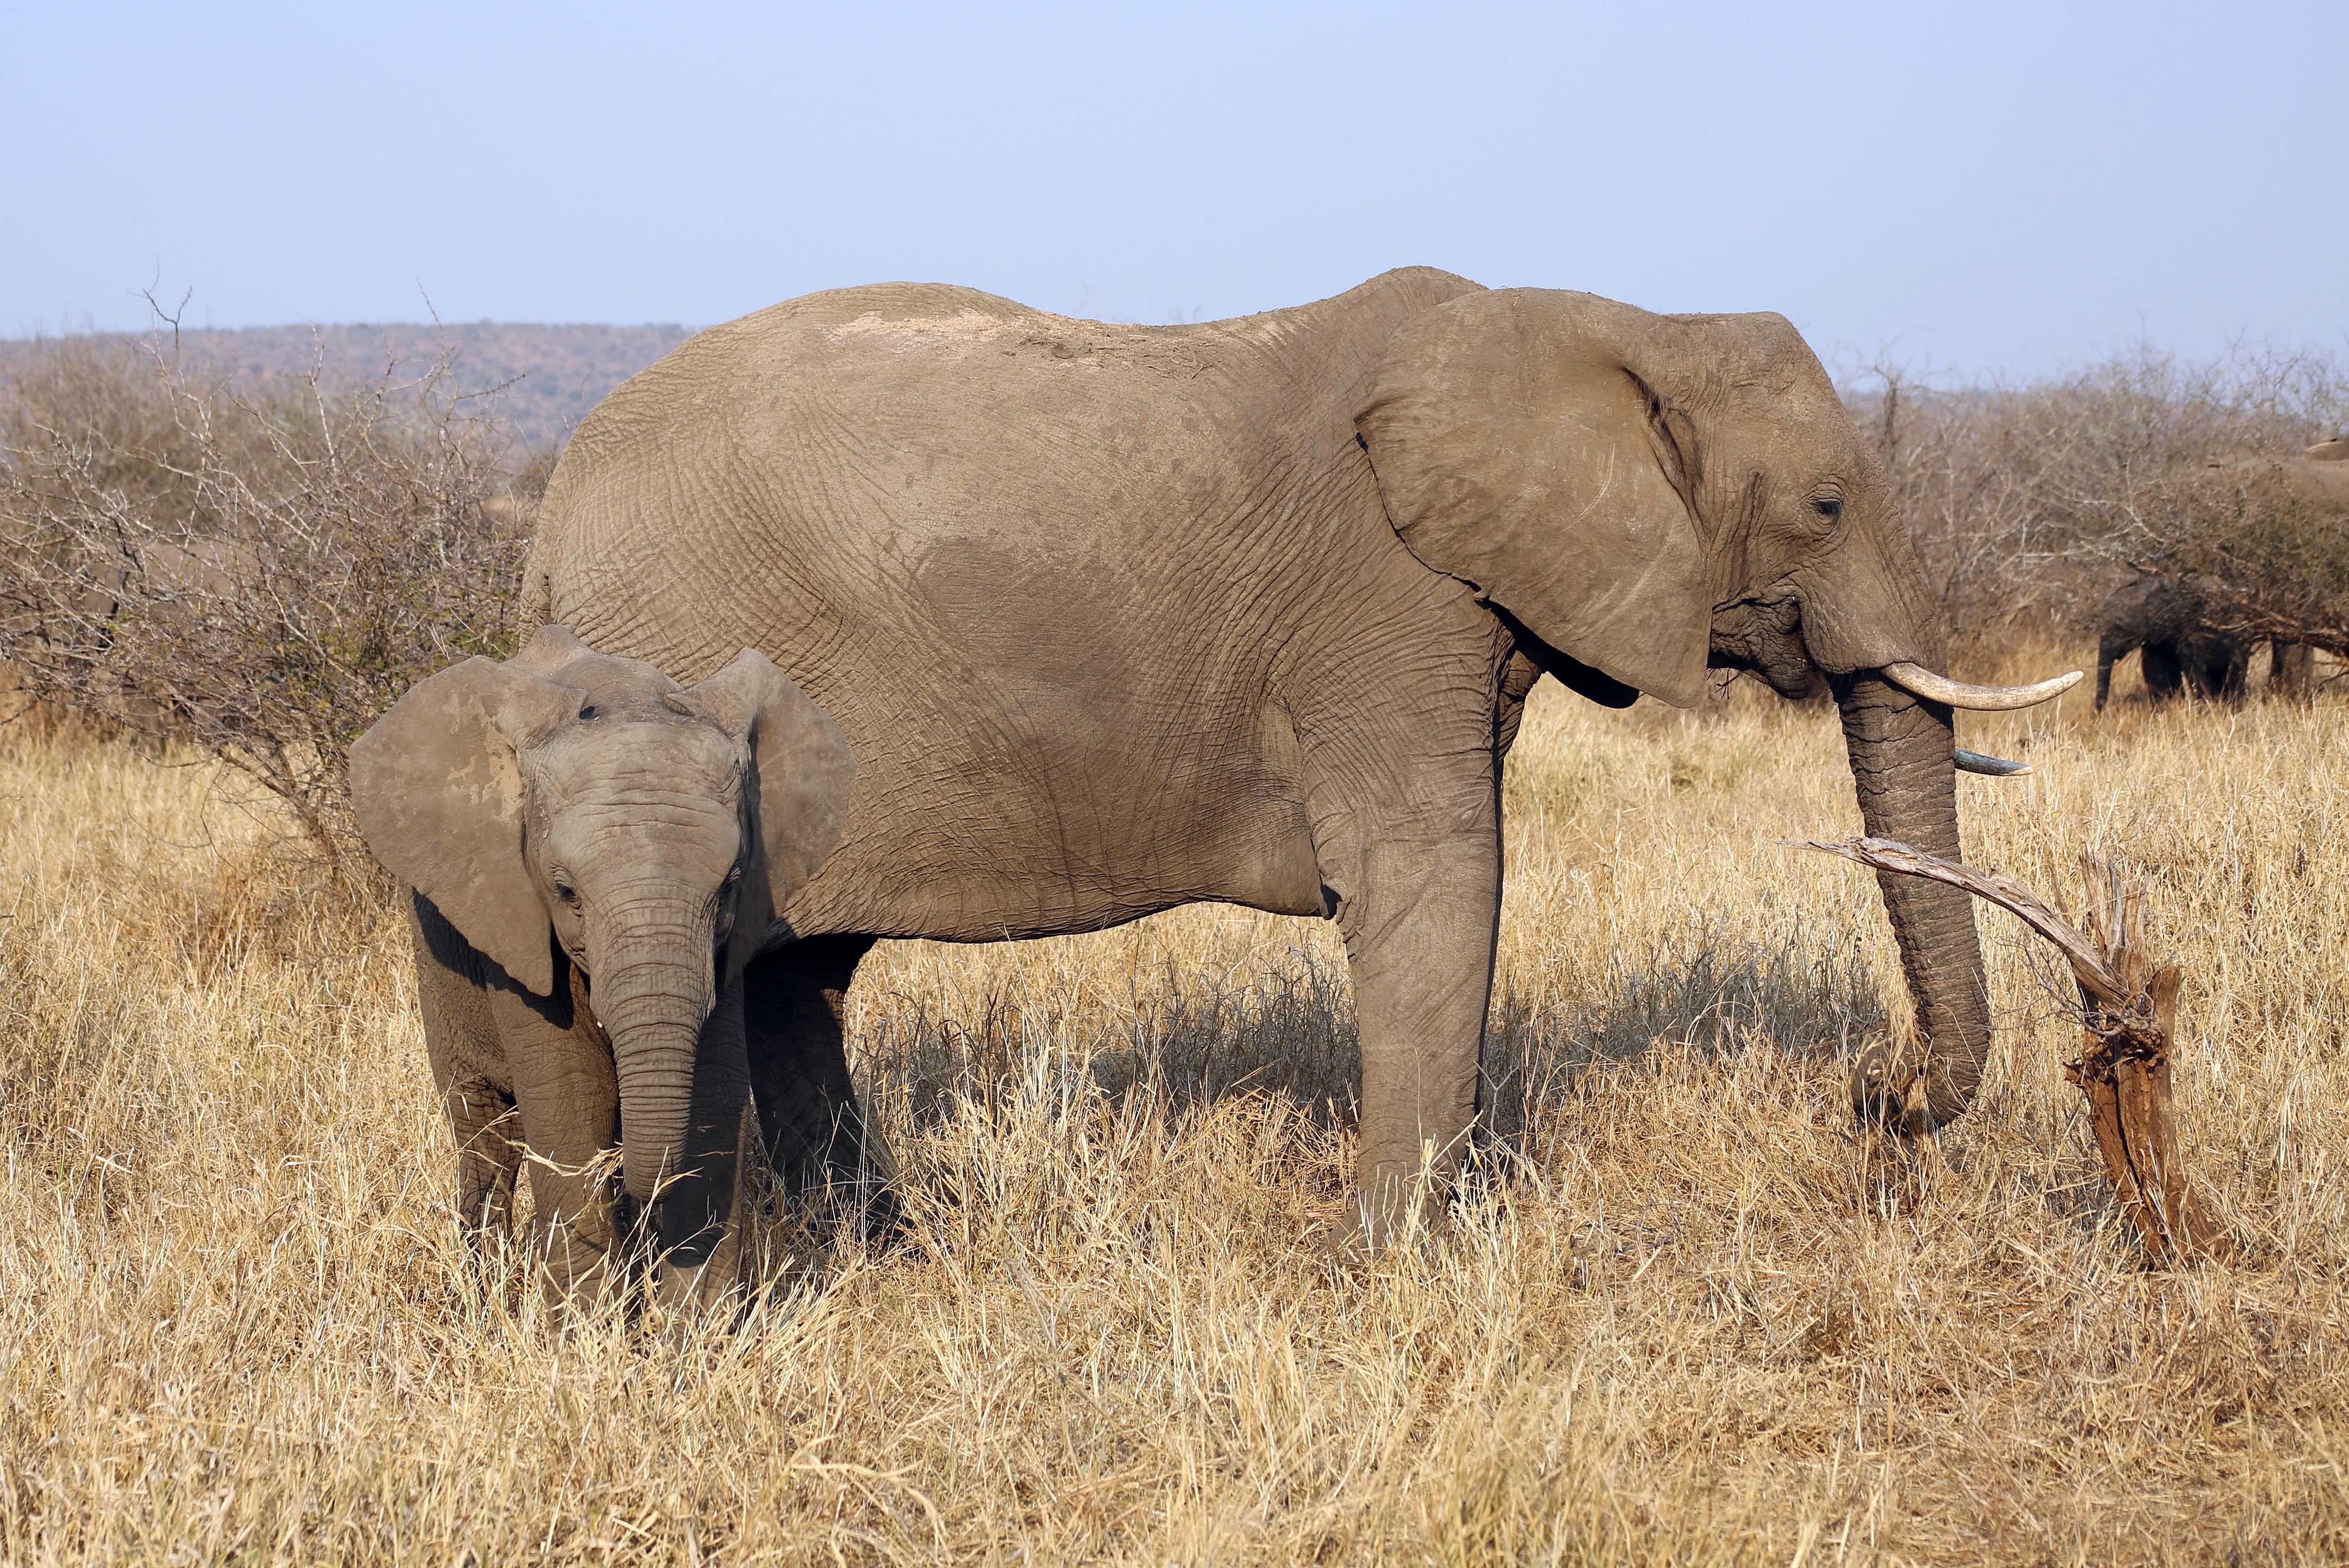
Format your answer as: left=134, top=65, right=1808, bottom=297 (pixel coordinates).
left=529, top=269, right=1480, bottom=658
left=529, top=281, right=1286, bottom=673
left=544, top=283, right=1038, bottom=497
left=545, top=268, right=1482, bottom=504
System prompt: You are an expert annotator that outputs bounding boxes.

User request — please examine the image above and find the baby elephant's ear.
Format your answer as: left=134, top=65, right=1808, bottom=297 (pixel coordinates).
left=683, top=650, right=857, bottom=909
left=349, top=656, right=583, bottom=996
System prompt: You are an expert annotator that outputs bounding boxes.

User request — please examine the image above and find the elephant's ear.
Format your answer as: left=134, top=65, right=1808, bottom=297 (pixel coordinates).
left=1358, top=288, right=1712, bottom=707
left=349, top=658, right=583, bottom=996
left=679, top=650, right=857, bottom=912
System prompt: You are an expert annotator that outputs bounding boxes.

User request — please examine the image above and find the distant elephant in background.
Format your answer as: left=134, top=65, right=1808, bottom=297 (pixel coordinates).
left=350, top=626, right=857, bottom=1301
left=2094, top=575, right=2254, bottom=710
left=2096, top=437, right=2349, bottom=709
left=521, top=269, right=2079, bottom=1244
left=2273, top=437, right=2349, bottom=698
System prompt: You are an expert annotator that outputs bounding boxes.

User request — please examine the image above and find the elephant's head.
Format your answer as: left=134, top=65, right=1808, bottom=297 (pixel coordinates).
left=351, top=624, right=856, bottom=1200
left=1359, top=289, right=2080, bottom=1131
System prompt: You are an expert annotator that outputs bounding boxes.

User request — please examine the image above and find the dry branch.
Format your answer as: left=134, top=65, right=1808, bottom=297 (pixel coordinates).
left=1802, top=836, right=2231, bottom=1266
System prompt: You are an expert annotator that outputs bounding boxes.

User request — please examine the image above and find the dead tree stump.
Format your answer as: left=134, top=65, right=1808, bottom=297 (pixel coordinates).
left=1804, top=837, right=2232, bottom=1267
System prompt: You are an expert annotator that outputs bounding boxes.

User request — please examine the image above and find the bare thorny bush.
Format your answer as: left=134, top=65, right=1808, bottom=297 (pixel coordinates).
left=1848, top=343, right=2349, bottom=665
left=0, top=322, right=531, bottom=868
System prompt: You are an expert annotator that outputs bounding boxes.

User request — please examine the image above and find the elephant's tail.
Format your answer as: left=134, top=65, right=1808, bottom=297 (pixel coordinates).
left=517, top=561, right=554, bottom=642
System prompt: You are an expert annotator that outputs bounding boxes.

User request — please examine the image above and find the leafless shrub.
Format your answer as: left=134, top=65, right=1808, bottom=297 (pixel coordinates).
left=1851, top=345, right=2349, bottom=660
left=0, top=318, right=531, bottom=865
left=2154, top=459, right=2349, bottom=659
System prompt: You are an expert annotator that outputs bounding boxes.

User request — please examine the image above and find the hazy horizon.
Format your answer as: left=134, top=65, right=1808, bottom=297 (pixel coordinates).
left=7, top=2, right=2343, bottom=382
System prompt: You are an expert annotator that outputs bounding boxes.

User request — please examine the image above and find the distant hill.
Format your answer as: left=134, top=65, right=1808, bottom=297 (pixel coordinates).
left=1, top=321, right=696, bottom=453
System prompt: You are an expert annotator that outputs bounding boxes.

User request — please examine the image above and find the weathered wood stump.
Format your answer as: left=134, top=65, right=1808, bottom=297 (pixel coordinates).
left=1804, top=837, right=2232, bottom=1267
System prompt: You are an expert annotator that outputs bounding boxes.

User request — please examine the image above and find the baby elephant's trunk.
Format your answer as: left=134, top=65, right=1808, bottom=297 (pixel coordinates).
left=589, top=900, right=720, bottom=1203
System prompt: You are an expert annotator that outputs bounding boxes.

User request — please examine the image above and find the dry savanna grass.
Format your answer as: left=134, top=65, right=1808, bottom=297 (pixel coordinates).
left=2, top=641, right=2345, bottom=1565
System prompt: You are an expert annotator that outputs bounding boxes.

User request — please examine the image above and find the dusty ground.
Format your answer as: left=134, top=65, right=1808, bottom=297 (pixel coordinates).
left=2, top=646, right=2343, bottom=1565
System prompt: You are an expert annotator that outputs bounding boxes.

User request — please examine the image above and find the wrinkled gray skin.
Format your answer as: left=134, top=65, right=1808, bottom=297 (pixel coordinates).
left=2093, top=575, right=2257, bottom=711
left=350, top=627, right=856, bottom=1301
left=524, top=269, right=2006, bottom=1243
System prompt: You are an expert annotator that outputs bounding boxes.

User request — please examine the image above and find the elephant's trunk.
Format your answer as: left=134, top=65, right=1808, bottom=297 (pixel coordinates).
left=588, top=899, right=719, bottom=1203
left=1834, top=672, right=1992, bottom=1129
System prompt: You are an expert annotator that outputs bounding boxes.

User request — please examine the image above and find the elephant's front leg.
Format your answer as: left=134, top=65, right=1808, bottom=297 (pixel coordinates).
left=488, top=985, right=627, bottom=1303
left=409, top=914, right=524, bottom=1247
left=443, top=1075, right=521, bottom=1240
left=1318, top=770, right=1504, bottom=1249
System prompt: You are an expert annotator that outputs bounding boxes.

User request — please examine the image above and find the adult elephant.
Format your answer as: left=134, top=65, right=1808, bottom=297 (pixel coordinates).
left=2093, top=574, right=2256, bottom=711
left=522, top=269, right=2077, bottom=1244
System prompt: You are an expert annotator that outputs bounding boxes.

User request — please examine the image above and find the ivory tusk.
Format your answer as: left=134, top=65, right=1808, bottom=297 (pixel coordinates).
left=1954, top=748, right=2031, bottom=777
left=1881, top=661, right=2083, bottom=711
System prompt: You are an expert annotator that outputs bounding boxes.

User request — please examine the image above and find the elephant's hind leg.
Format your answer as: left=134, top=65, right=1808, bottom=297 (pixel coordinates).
left=2274, top=640, right=2313, bottom=700
left=743, top=935, right=890, bottom=1229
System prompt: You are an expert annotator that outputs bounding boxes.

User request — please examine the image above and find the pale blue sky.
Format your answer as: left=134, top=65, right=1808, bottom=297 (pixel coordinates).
left=6, top=1, right=2341, bottom=377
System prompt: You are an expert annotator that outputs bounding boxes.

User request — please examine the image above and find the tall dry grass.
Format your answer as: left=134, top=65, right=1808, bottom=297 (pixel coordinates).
left=2, top=645, right=2344, bottom=1565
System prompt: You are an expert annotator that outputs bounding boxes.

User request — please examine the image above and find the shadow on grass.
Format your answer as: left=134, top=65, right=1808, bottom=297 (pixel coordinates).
left=858, top=951, right=1361, bottom=1133
left=852, top=926, right=1888, bottom=1158
left=761, top=930, right=1904, bottom=1284
left=1482, top=927, right=1889, bottom=1147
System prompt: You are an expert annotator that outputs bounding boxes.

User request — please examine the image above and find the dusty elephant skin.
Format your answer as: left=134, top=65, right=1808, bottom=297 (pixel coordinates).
left=523, top=268, right=2069, bottom=1243
left=349, top=625, right=860, bottom=1302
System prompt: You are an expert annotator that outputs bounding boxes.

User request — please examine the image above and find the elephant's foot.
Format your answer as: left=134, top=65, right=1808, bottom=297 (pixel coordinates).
left=525, top=1189, right=635, bottom=1312
left=789, top=1122, right=907, bottom=1250
left=529, top=1229, right=626, bottom=1313
left=650, top=1230, right=745, bottom=1315
left=849, top=1179, right=908, bottom=1249
left=1332, top=1168, right=1453, bottom=1256
left=774, top=1171, right=903, bottom=1254
left=1846, top=1039, right=1936, bottom=1138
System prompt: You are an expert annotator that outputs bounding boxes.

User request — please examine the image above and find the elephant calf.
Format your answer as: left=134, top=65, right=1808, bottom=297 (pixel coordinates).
left=350, top=624, right=863, bottom=1303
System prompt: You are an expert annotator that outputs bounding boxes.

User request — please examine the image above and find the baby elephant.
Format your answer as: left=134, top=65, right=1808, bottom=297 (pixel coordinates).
left=351, top=624, right=860, bottom=1303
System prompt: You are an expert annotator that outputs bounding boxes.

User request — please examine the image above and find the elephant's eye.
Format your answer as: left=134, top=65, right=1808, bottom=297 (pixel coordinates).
left=1812, top=497, right=1843, bottom=522
left=553, top=882, right=582, bottom=908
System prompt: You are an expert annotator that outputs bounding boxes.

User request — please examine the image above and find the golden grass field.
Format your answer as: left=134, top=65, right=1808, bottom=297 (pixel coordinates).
left=2, top=644, right=2344, bottom=1565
